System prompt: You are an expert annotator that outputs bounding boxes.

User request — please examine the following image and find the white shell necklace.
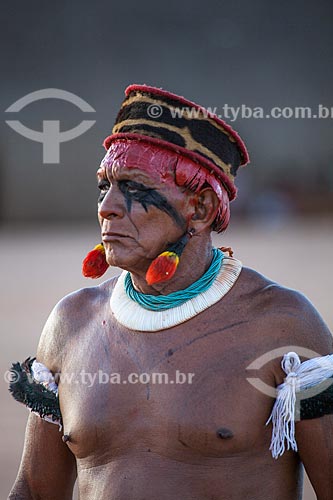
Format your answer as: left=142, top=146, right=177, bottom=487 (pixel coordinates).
left=110, top=255, right=242, bottom=332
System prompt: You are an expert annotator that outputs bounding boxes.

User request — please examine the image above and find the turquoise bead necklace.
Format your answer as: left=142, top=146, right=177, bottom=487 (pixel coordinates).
left=124, top=248, right=224, bottom=311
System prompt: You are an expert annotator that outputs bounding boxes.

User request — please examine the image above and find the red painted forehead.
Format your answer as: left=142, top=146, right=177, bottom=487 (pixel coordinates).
left=99, top=139, right=224, bottom=204
left=100, top=140, right=178, bottom=183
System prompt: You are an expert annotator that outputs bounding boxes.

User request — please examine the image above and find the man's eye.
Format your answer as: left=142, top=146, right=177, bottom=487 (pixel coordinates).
left=97, top=180, right=110, bottom=202
left=119, top=180, right=148, bottom=194
left=126, top=184, right=138, bottom=194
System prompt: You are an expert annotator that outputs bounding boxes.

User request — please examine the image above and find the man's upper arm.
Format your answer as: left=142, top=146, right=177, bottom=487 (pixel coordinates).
left=279, top=290, right=333, bottom=499
left=9, top=294, right=80, bottom=499
left=295, top=414, right=333, bottom=500
left=9, top=413, right=77, bottom=499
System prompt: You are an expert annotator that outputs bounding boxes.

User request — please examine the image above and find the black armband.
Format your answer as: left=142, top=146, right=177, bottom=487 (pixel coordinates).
left=299, top=376, right=333, bottom=420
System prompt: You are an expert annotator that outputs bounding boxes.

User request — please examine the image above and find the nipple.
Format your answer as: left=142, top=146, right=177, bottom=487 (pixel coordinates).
left=62, top=433, right=71, bottom=443
left=216, top=427, right=234, bottom=439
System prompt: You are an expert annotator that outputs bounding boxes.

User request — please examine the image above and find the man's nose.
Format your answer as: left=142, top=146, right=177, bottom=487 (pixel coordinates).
left=98, top=187, right=124, bottom=220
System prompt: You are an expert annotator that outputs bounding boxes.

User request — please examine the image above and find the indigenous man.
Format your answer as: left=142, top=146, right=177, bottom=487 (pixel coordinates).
left=9, top=85, right=333, bottom=500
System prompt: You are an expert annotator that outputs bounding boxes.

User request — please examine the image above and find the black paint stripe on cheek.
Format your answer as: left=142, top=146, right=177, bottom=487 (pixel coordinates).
left=146, top=190, right=186, bottom=228
left=118, top=181, right=186, bottom=229
left=124, top=192, right=132, bottom=212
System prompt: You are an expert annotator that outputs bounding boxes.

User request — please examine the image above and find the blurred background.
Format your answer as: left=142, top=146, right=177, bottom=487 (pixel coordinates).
left=1, top=0, right=332, bottom=498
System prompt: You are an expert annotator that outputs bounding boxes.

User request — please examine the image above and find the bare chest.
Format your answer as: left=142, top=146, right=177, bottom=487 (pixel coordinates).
left=59, top=311, right=275, bottom=463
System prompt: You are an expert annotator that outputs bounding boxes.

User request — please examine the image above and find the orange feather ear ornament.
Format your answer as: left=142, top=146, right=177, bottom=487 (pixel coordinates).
left=145, top=230, right=194, bottom=285
left=82, top=243, right=109, bottom=278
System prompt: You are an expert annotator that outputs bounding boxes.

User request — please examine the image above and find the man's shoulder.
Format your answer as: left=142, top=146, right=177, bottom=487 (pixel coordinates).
left=240, top=265, right=316, bottom=312
left=56, top=275, right=118, bottom=314
left=36, top=276, right=119, bottom=371
left=240, top=266, right=333, bottom=354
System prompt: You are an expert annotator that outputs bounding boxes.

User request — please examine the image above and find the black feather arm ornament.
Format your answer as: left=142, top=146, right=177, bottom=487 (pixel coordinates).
left=8, top=357, right=62, bottom=426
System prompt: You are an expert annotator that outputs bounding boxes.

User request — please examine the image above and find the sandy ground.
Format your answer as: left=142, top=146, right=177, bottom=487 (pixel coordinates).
left=1, top=218, right=332, bottom=499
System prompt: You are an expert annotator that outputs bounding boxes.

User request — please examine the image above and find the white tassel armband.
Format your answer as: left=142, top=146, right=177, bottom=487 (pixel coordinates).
left=266, top=351, right=333, bottom=459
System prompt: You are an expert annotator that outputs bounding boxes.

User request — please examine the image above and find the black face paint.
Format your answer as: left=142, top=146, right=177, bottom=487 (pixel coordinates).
left=98, top=177, right=185, bottom=229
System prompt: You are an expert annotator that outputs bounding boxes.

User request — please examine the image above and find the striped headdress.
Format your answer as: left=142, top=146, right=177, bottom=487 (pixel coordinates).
left=103, top=84, right=249, bottom=201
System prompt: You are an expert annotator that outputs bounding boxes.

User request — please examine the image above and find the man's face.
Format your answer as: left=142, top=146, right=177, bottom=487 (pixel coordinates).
left=97, top=153, right=192, bottom=276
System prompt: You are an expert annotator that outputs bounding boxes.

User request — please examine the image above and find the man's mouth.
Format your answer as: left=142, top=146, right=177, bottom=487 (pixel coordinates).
left=102, top=232, right=131, bottom=242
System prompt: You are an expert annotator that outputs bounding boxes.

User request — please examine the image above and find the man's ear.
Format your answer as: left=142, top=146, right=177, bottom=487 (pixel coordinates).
left=189, top=188, right=219, bottom=233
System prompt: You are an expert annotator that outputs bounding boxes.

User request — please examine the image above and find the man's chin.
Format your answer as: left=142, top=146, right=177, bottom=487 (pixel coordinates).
left=105, top=250, right=145, bottom=274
